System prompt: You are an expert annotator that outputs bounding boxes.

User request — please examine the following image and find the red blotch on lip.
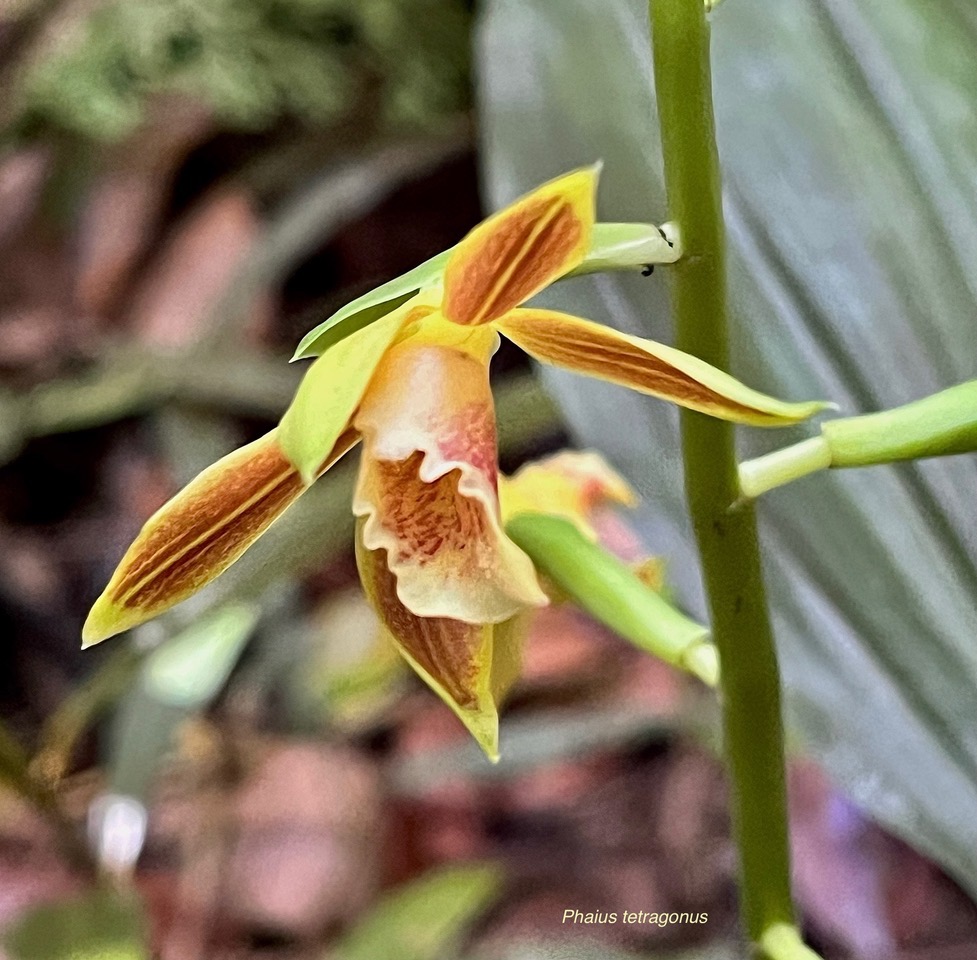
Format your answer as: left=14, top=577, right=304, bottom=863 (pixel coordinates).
left=436, top=400, right=499, bottom=491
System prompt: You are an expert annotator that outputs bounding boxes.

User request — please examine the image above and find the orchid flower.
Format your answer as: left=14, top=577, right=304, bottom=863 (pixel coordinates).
left=83, top=166, right=826, bottom=757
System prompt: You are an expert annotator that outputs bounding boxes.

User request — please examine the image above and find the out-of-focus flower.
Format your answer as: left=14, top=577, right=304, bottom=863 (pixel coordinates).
left=83, top=167, right=822, bottom=756
left=500, top=449, right=667, bottom=597
left=499, top=449, right=637, bottom=542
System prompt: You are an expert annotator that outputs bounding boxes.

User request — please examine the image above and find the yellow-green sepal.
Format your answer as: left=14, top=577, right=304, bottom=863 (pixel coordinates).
left=279, top=306, right=408, bottom=483
left=291, top=252, right=449, bottom=361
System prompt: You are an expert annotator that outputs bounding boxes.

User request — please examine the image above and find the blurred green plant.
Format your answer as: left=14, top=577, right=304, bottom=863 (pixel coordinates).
left=331, top=863, right=502, bottom=960
left=2, top=889, right=146, bottom=960
left=4, top=0, right=472, bottom=141
left=104, top=602, right=258, bottom=804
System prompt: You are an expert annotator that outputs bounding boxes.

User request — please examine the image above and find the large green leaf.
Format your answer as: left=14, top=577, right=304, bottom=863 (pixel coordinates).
left=477, top=0, right=977, bottom=894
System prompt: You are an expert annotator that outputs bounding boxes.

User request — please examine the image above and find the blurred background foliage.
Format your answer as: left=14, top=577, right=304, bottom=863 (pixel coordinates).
left=0, top=0, right=975, bottom=957
left=6, top=0, right=471, bottom=140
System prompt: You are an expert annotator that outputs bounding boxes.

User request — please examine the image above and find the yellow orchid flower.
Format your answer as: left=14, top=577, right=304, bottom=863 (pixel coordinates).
left=83, top=166, right=825, bottom=757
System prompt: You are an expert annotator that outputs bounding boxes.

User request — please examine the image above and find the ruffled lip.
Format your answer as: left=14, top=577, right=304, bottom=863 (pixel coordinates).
left=352, top=341, right=548, bottom=625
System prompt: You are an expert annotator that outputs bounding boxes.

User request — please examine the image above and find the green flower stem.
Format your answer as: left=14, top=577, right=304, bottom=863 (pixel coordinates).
left=739, top=437, right=832, bottom=499
left=760, top=923, right=825, bottom=960
left=824, top=380, right=977, bottom=465
left=739, top=380, right=977, bottom=498
left=505, top=513, right=718, bottom=686
left=649, top=0, right=807, bottom=950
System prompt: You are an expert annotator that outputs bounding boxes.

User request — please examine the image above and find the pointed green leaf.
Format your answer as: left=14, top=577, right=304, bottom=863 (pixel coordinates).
left=334, top=864, right=502, bottom=960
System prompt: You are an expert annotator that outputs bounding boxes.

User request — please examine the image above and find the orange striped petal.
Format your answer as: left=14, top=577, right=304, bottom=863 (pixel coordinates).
left=441, top=166, right=598, bottom=327
left=497, top=310, right=831, bottom=426
left=355, top=523, right=527, bottom=759
left=352, top=340, right=548, bottom=624
left=82, top=429, right=357, bottom=647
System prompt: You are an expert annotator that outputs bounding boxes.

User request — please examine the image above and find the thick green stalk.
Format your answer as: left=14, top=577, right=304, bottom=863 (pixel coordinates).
left=649, top=0, right=796, bottom=945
